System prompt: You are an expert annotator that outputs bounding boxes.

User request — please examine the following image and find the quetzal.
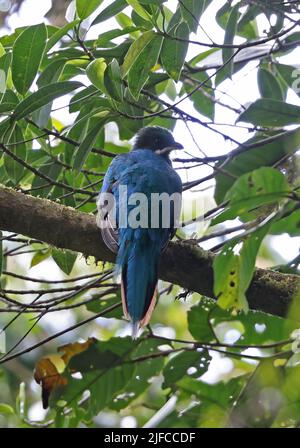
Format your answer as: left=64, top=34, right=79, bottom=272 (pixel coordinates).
left=97, top=126, right=183, bottom=337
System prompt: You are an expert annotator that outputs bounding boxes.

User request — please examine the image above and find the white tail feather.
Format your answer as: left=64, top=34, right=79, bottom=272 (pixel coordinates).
left=131, top=321, right=140, bottom=340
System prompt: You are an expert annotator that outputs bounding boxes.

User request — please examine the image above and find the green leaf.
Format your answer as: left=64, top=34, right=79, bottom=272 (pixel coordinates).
left=237, top=6, right=258, bottom=39
left=222, top=4, right=239, bottom=79
left=30, top=157, right=63, bottom=198
left=183, top=71, right=214, bottom=120
left=258, top=67, right=283, bottom=100
left=96, top=27, right=139, bottom=47
left=163, top=350, right=211, bottom=389
left=37, top=59, right=66, bottom=88
left=12, top=81, right=82, bottom=120
left=0, top=403, right=14, bottom=416
left=126, top=0, right=151, bottom=21
left=116, top=13, right=135, bottom=30
left=64, top=118, right=89, bottom=165
left=161, top=22, right=190, bottom=82
left=33, top=59, right=66, bottom=127
left=189, top=301, right=288, bottom=345
left=76, top=0, right=104, bottom=20
left=140, top=0, right=165, bottom=3
left=127, top=33, right=163, bottom=98
left=271, top=209, right=300, bottom=237
left=12, top=23, right=47, bottom=95
left=104, top=59, right=124, bottom=101
left=122, top=30, right=156, bottom=76
left=31, top=248, right=52, bottom=268
left=52, top=248, right=77, bottom=275
left=58, top=338, right=136, bottom=414
left=213, top=167, right=290, bottom=224
left=73, top=117, right=107, bottom=172
left=213, top=225, right=270, bottom=311
left=45, top=20, right=80, bottom=52
left=177, top=376, right=243, bottom=410
left=86, top=58, right=107, bottom=93
left=3, top=124, right=27, bottom=184
left=227, top=359, right=283, bottom=427
left=86, top=293, right=123, bottom=318
left=275, top=63, right=300, bottom=98
left=0, top=52, right=11, bottom=99
left=179, top=0, right=207, bottom=33
left=214, top=127, right=300, bottom=203
left=238, top=99, right=300, bottom=127
left=92, top=0, right=127, bottom=25
left=69, top=85, right=98, bottom=113
left=0, top=231, right=2, bottom=277
left=187, top=300, right=216, bottom=341
left=111, top=339, right=164, bottom=410
left=0, top=90, right=19, bottom=113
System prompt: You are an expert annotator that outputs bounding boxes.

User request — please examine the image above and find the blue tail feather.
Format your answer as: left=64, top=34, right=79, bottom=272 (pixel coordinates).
left=117, top=233, right=160, bottom=328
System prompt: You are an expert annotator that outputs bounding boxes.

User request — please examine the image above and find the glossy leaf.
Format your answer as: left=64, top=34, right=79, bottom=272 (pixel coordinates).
left=0, top=231, right=2, bottom=277
left=104, top=59, right=124, bottom=101
left=222, top=4, right=239, bottom=79
left=30, top=158, right=63, bottom=198
left=187, top=300, right=216, bottom=341
left=214, top=127, right=300, bottom=203
left=163, top=350, right=211, bottom=389
left=86, top=58, right=107, bottom=93
left=76, top=0, right=104, bottom=20
left=12, top=23, right=47, bottom=95
left=0, top=52, right=11, bottom=99
left=73, top=117, right=107, bottom=172
left=92, top=0, right=127, bottom=25
left=30, top=248, right=52, bottom=268
left=127, top=33, right=163, bottom=98
left=270, top=209, right=300, bottom=237
left=275, top=63, right=300, bottom=98
left=3, top=124, right=27, bottom=183
left=111, top=339, right=164, bottom=410
left=52, top=248, right=77, bottom=275
left=161, top=22, right=189, bottom=82
left=0, top=89, right=18, bottom=113
left=122, top=30, right=156, bottom=76
left=238, top=99, right=300, bottom=126
left=258, top=67, right=283, bottom=100
left=179, top=0, right=207, bottom=33
left=12, top=81, right=82, bottom=120
left=58, top=337, right=136, bottom=414
left=213, top=167, right=290, bottom=224
left=126, top=0, right=151, bottom=21
left=45, top=19, right=80, bottom=52
left=33, top=59, right=66, bottom=127
left=213, top=225, right=270, bottom=311
left=34, top=339, right=96, bottom=408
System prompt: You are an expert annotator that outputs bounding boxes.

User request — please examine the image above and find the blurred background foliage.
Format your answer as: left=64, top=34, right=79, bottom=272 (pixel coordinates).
left=0, top=0, right=300, bottom=428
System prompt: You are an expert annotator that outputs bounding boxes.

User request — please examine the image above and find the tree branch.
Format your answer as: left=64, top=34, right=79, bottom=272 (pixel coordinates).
left=0, top=186, right=298, bottom=317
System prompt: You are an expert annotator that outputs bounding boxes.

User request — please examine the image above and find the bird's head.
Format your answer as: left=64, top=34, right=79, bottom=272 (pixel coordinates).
left=132, top=126, right=183, bottom=156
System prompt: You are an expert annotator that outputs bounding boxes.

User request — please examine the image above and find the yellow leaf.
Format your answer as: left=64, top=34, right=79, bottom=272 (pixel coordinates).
left=34, top=338, right=96, bottom=408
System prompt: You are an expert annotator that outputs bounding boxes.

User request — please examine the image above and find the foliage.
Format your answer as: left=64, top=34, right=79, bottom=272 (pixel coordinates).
left=0, top=0, right=300, bottom=429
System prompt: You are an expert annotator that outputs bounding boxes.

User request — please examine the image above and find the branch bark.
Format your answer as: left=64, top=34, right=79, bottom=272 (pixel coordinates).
left=0, top=186, right=298, bottom=317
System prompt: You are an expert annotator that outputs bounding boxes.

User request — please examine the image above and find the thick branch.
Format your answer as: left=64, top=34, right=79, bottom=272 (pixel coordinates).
left=0, top=186, right=298, bottom=317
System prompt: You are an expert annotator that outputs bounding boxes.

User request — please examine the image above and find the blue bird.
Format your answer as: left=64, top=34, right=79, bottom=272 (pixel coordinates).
left=97, top=126, right=183, bottom=337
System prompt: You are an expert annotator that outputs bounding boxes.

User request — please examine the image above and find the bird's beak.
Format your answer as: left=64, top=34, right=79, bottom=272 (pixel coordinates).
left=173, top=141, right=184, bottom=150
